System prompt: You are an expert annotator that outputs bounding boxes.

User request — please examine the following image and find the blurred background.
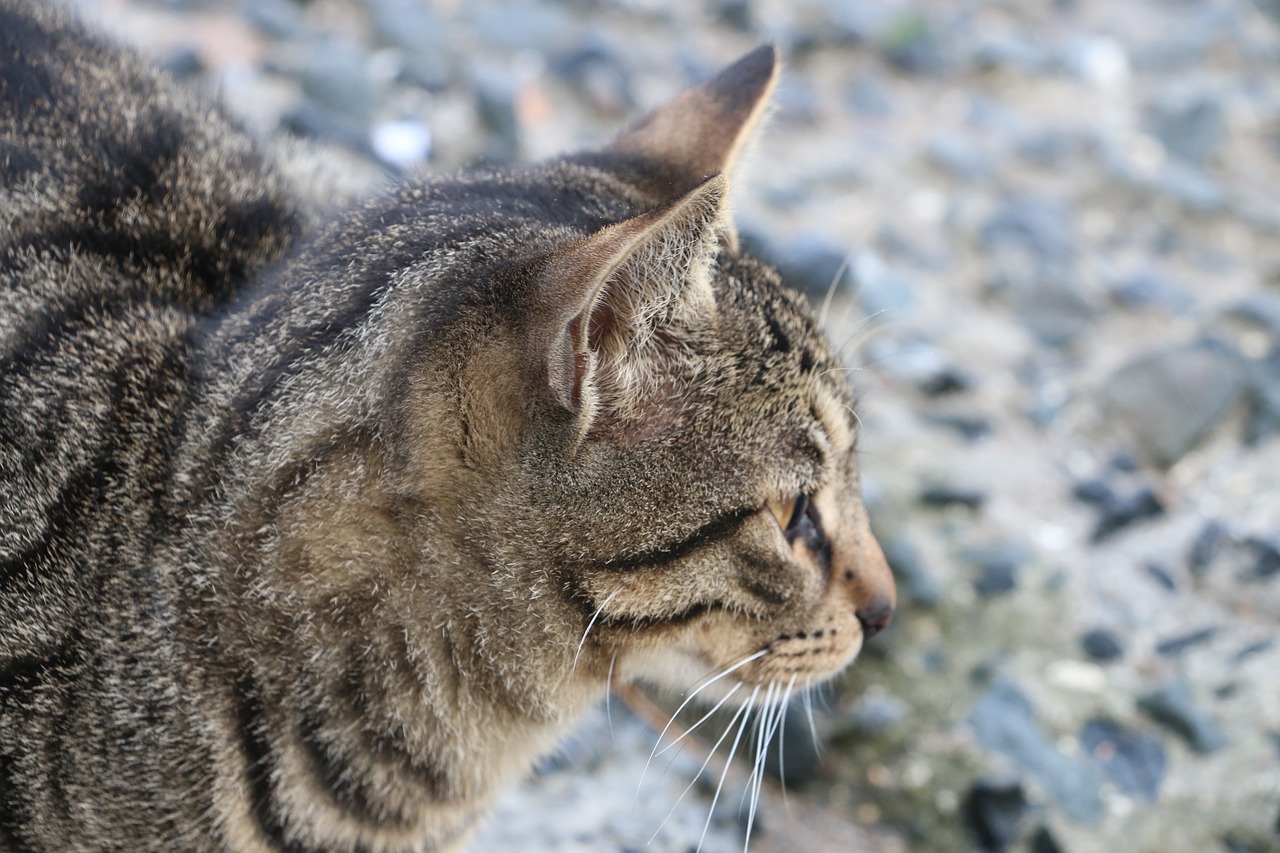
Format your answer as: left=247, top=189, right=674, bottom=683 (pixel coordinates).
left=67, top=0, right=1280, bottom=850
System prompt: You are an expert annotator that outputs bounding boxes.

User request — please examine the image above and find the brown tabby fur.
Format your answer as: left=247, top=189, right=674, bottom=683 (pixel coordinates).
left=0, top=1, right=895, bottom=850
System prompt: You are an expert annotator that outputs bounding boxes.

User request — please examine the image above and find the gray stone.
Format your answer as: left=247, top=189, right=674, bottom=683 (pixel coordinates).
left=1012, top=271, right=1096, bottom=348
left=981, top=196, right=1074, bottom=265
left=1091, top=485, right=1165, bottom=542
left=245, top=0, right=302, bottom=39
left=920, top=484, right=986, bottom=511
left=1138, top=678, right=1229, bottom=754
left=847, top=694, right=908, bottom=736
left=965, top=541, right=1026, bottom=598
left=1155, top=626, right=1219, bottom=657
left=466, top=1, right=571, bottom=52
left=370, top=0, right=444, bottom=54
left=471, top=63, right=521, bottom=164
left=1145, top=561, right=1178, bottom=592
left=1079, top=719, right=1166, bottom=802
left=1189, top=519, right=1229, bottom=576
left=1229, top=293, right=1280, bottom=340
left=299, top=40, right=376, bottom=120
left=1109, top=269, right=1192, bottom=313
left=1097, top=339, right=1250, bottom=467
left=1081, top=628, right=1125, bottom=662
left=1247, top=535, right=1280, bottom=580
left=969, top=679, right=1103, bottom=823
left=850, top=250, right=916, bottom=319
left=879, top=11, right=948, bottom=75
left=1247, top=347, right=1280, bottom=444
left=1148, top=92, right=1225, bottom=165
left=1029, top=826, right=1066, bottom=853
left=964, top=778, right=1028, bottom=852
left=926, top=136, right=994, bottom=182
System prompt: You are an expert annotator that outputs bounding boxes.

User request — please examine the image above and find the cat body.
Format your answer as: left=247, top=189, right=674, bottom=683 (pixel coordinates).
left=0, top=2, right=894, bottom=850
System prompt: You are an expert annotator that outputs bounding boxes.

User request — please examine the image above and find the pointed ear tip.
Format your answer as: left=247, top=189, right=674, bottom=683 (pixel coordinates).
left=729, top=43, right=781, bottom=85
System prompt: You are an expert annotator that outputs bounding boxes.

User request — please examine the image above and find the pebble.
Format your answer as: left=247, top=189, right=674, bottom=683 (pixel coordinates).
left=846, top=694, right=909, bottom=737
left=981, top=196, right=1074, bottom=265
left=969, top=678, right=1103, bottom=823
left=1188, top=519, right=1228, bottom=576
left=879, top=11, right=948, bottom=75
left=963, top=777, right=1028, bottom=852
left=920, top=484, right=986, bottom=510
left=1247, top=535, right=1280, bottom=580
left=926, top=136, right=994, bottom=182
left=1061, top=35, right=1131, bottom=88
left=1147, top=91, right=1225, bottom=166
left=299, top=39, right=376, bottom=120
left=1097, top=339, right=1250, bottom=467
left=1029, top=825, right=1066, bottom=853
left=1155, top=626, right=1219, bottom=658
left=1155, top=162, right=1225, bottom=213
left=1080, top=628, right=1126, bottom=662
left=851, top=250, right=916, bottom=319
left=552, top=39, right=634, bottom=117
left=1137, top=678, right=1229, bottom=754
left=1247, top=347, right=1280, bottom=444
left=1108, top=269, right=1192, bottom=313
left=1091, top=485, right=1165, bottom=542
left=845, top=74, right=894, bottom=117
left=1079, top=718, right=1167, bottom=802
left=1144, top=561, right=1178, bottom=592
left=370, top=0, right=444, bottom=54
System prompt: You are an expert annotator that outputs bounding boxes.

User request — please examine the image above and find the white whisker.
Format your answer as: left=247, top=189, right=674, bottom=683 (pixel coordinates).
left=635, top=649, right=766, bottom=801
left=655, top=682, right=743, bottom=759
left=742, top=683, right=778, bottom=850
left=776, top=674, right=797, bottom=808
left=647, top=690, right=755, bottom=845
left=573, top=589, right=619, bottom=671
left=696, top=685, right=759, bottom=853
left=803, top=685, right=822, bottom=757
left=817, top=248, right=855, bottom=328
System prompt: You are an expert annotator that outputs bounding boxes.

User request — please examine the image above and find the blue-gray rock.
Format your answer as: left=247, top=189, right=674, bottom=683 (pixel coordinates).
left=981, top=196, right=1074, bottom=265
left=1138, top=678, right=1229, bottom=754
left=1229, top=293, right=1280, bottom=340
left=471, top=63, right=521, bottom=164
left=923, top=413, right=993, bottom=441
left=1029, top=825, right=1066, bottom=853
left=1079, top=718, right=1166, bottom=802
left=1091, top=485, right=1165, bottom=542
left=1081, top=628, right=1125, bottom=663
left=1232, top=636, right=1274, bottom=663
left=1155, top=626, right=1219, bottom=657
left=1247, top=347, right=1280, bottom=444
left=918, top=367, right=973, bottom=396
left=1145, top=561, right=1178, bottom=592
left=370, top=0, right=444, bottom=54
left=851, top=250, right=916, bottom=319
left=964, top=541, right=1030, bottom=598
left=1109, top=269, right=1192, bottom=313
left=1147, top=92, right=1225, bottom=165
left=846, top=694, right=908, bottom=737
left=1072, top=477, right=1113, bottom=506
left=1189, top=520, right=1228, bottom=576
left=1247, top=535, right=1280, bottom=580
left=882, top=534, right=943, bottom=607
left=970, top=679, right=1103, bottom=823
left=281, top=102, right=373, bottom=156
left=972, top=35, right=1053, bottom=74
left=1015, top=129, right=1090, bottom=169
left=714, top=0, right=754, bottom=32
left=1097, top=339, right=1250, bottom=467
left=299, top=40, right=376, bottom=121
left=926, top=136, right=994, bottom=182
left=245, top=0, right=302, bottom=39
left=964, top=778, right=1028, bottom=852
left=1010, top=268, right=1095, bottom=349
left=920, top=484, right=986, bottom=510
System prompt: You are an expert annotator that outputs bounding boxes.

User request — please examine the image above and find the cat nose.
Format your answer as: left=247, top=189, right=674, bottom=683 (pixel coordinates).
left=856, top=597, right=894, bottom=639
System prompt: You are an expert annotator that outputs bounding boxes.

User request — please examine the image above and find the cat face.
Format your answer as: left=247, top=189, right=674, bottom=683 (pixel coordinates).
left=499, top=47, right=895, bottom=700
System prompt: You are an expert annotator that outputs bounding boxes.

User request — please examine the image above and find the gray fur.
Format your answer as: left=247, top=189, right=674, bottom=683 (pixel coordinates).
left=0, top=2, right=895, bottom=850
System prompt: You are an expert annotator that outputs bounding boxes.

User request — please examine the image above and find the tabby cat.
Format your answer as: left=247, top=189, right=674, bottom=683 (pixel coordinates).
left=0, top=1, right=895, bottom=850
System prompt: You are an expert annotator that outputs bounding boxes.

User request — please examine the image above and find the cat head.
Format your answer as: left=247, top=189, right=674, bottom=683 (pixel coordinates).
left=402, top=47, right=894, bottom=700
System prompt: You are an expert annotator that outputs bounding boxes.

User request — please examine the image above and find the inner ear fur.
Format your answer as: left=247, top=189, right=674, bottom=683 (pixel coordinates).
left=605, top=44, right=779, bottom=199
left=537, top=174, right=729, bottom=433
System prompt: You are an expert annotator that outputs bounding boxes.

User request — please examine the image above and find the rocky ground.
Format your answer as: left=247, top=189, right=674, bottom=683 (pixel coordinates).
left=68, top=0, right=1280, bottom=850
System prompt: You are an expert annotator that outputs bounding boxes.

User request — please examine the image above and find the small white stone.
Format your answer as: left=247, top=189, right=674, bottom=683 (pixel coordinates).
left=371, top=120, right=432, bottom=169
left=1046, top=659, right=1107, bottom=693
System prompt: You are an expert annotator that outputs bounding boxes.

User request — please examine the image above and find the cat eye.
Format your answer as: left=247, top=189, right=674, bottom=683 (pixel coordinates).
left=767, top=492, right=809, bottom=533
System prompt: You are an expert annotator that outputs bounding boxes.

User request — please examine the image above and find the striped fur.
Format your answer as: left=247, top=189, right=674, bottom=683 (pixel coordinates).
left=0, top=2, right=895, bottom=850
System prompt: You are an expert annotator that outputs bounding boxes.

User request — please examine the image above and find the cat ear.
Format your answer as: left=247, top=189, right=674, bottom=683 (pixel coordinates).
left=540, top=174, right=728, bottom=429
left=605, top=45, right=779, bottom=197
